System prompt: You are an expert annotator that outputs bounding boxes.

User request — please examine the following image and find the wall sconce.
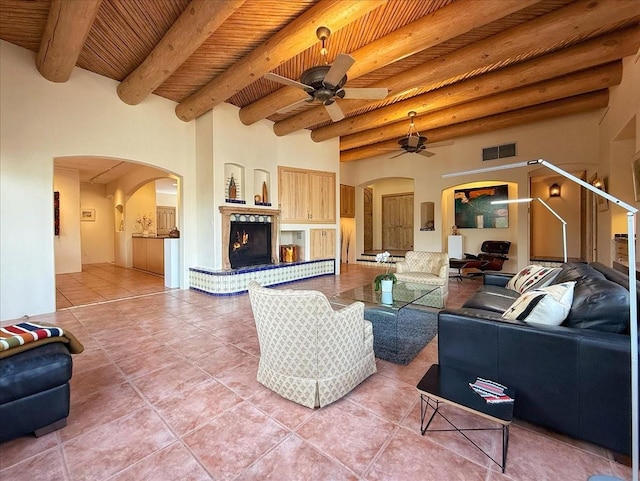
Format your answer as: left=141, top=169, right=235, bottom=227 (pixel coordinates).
left=593, top=178, right=605, bottom=190
left=549, top=183, right=561, bottom=197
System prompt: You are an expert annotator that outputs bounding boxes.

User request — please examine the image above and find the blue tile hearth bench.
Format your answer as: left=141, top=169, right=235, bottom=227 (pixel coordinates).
left=189, top=259, right=335, bottom=296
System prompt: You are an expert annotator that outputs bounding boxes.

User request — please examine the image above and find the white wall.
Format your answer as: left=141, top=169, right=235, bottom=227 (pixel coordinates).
left=0, top=40, right=196, bottom=321
left=53, top=168, right=81, bottom=273
left=202, top=102, right=340, bottom=271
left=80, top=182, right=115, bottom=264
left=598, top=54, right=640, bottom=265
left=342, top=109, right=602, bottom=271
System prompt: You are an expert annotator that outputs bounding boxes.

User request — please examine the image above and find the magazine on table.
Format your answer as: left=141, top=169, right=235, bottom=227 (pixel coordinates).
left=469, top=377, right=514, bottom=404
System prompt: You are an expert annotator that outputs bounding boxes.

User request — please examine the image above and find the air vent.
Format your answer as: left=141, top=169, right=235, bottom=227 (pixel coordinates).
left=482, top=142, right=517, bottom=161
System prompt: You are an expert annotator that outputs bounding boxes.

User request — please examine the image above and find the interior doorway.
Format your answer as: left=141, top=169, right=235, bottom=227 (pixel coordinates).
left=364, top=187, right=373, bottom=252
left=53, top=157, right=181, bottom=309
left=382, top=192, right=414, bottom=251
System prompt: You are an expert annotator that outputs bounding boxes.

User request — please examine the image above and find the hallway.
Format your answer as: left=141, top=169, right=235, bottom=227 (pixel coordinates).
left=56, top=264, right=172, bottom=309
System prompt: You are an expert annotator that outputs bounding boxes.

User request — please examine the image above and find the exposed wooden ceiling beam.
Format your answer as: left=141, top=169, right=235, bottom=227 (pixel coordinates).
left=175, top=0, right=386, bottom=122
left=273, top=0, right=640, bottom=137
left=117, top=0, right=247, bottom=106
left=340, top=62, right=622, bottom=151
left=312, top=26, right=640, bottom=143
left=340, top=90, right=610, bottom=162
left=237, top=0, right=538, bottom=126
left=35, top=0, right=102, bottom=82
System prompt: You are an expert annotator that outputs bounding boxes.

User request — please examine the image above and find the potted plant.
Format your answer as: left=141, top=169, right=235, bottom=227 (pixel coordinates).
left=374, top=251, right=396, bottom=292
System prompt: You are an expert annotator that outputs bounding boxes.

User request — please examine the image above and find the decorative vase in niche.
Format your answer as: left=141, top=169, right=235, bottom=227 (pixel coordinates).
left=262, top=181, right=268, bottom=204
left=142, top=230, right=149, bottom=237
left=381, top=291, right=393, bottom=305
left=228, top=174, right=237, bottom=199
left=381, top=279, right=393, bottom=293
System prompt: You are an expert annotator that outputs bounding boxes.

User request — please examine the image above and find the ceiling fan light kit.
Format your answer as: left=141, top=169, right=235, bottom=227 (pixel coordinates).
left=264, top=26, right=388, bottom=123
left=387, top=111, right=436, bottom=159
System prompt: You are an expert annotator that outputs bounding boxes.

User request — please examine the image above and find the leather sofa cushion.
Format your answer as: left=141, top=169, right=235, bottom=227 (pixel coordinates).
left=553, top=263, right=630, bottom=333
left=462, top=285, right=519, bottom=313
left=0, top=342, right=72, bottom=404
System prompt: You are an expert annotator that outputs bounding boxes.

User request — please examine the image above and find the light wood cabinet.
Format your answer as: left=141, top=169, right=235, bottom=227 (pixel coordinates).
left=132, top=237, right=164, bottom=275
left=278, top=167, right=335, bottom=223
left=310, top=228, right=336, bottom=260
left=340, top=184, right=355, bottom=218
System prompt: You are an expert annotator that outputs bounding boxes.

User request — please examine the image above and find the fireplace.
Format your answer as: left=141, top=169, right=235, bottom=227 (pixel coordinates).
left=219, top=206, right=280, bottom=270
left=229, top=221, right=272, bottom=268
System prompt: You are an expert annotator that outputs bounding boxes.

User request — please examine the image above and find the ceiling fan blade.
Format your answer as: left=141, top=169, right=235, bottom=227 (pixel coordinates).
left=407, top=136, right=420, bottom=148
left=390, top=151, right=408, bottom=159
left=340, top=87, right=388, bottom=100
left=418, top=150, right=436, bottom=158
left=323, top=54, right=355, bottom=88
left=426, top=139, right=455, bottom=148
left=324, top=101, right=345, bottom=122
left=264, top=73, right=312, bottom=92
left=276, top=98, right=314, bottom=115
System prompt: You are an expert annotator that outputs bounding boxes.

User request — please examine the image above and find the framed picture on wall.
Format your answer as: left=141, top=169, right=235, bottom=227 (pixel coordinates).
left=81, top=209, right=96, bottom=221
left=632, top=153, right=640, bottom=202
left=454, top=184, right=509, bottom=228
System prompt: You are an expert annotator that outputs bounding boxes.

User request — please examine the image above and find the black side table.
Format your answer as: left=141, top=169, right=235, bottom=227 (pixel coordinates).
left=416, top=364, right=515, bottom=473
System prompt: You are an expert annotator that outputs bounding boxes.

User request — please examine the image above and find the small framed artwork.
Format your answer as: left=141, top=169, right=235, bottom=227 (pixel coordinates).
left=81, top=209, right=96, bottom=221
left=632, top=153, right=640, bottom=202
left=593, top=178, right=608, bottom=212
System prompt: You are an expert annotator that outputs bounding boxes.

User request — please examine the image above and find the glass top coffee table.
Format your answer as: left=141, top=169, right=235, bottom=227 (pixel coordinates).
left=332, top=281, right=438, bottom=311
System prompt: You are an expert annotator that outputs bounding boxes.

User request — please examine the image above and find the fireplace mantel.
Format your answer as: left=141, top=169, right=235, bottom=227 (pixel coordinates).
left=219, top=206, right=280, bottom=270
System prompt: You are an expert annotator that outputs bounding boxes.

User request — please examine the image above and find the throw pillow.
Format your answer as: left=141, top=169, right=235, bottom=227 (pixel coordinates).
left=506, top=265, right=561, bottom=294
left=502, top=281, right=576, bottom=326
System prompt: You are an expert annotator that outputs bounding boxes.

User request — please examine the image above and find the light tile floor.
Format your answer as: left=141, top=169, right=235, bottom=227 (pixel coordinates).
left=0, top=264, right=632, bottom=480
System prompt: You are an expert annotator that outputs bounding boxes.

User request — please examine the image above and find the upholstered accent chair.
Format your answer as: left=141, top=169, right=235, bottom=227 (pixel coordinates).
left=247, top=281, right=376, bottom=408
left=394, top=251, right=449, bottom=308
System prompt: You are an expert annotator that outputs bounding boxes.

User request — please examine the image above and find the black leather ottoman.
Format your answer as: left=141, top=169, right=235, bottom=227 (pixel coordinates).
left=0, top=342, right=73, bottom=443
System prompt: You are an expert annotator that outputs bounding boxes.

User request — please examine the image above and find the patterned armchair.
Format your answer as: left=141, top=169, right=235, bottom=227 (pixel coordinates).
left=247, top=281, right=376, bottom=408
left=394, top=251, right=449, bottom=308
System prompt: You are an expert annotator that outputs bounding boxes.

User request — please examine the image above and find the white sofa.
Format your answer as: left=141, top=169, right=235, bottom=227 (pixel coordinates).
left=394, top=251, right=449, bottom=308
left=247, top=281, right=377, bottom=408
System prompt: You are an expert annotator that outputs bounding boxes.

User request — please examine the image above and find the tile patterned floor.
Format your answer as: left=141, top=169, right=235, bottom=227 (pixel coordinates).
left=0, top=264, right=632, bottom=480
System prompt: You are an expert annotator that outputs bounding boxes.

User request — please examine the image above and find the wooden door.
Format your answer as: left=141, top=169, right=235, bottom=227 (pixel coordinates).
left=382, top=193, right=413, bottom=251
left=340, top=184, right=355, bottom=217
left=278, top=167, right=308, bottom=222
left=308, top=171, right=336, bottom=222
left=364, top=187, right=373, bottom=252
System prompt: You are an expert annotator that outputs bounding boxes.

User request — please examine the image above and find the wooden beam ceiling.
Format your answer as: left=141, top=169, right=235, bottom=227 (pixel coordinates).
left=237, top=0, right=539, bottom=126
left=36, top=0, right=102, bottom=82
left=272, top=0, right=640, bottom=137
left=311, top=26, right=640, bottom=142
left=174, top=0, right=386, bottom=122
left=117, top=0, right=247, bottom=106
left=340, top=90, right=611, bottom=162
left=1, top=0, right=638, bottom=163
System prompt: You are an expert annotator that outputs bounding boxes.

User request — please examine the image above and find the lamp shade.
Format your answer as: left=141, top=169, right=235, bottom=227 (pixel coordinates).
left=549, top=183, right=561, bottom=197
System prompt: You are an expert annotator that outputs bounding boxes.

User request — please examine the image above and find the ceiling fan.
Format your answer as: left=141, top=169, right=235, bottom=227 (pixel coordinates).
left=264, top=27, right=388, bottom=122
left=388, top=111, right=435, bottom=159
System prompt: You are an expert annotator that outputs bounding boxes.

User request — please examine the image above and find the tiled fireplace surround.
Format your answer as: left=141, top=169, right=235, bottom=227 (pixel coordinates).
left=189, top=206, right=335, bottom=296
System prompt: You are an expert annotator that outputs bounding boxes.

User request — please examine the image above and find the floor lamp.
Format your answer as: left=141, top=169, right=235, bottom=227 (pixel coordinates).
left=491, top=197, right=568, bottom=263
left=444, top=158, right=638, bottom=481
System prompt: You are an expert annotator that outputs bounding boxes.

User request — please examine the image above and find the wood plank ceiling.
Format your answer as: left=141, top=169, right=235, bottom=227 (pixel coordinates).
left=1, top=0, right=638, bottom=162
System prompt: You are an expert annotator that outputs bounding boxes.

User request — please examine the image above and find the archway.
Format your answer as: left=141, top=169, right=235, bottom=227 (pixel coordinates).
left=53, top=156, right=182, bottom=309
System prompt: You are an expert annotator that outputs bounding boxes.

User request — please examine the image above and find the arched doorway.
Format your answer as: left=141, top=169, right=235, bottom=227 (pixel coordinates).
left=53, top=156, right=181, bottom=309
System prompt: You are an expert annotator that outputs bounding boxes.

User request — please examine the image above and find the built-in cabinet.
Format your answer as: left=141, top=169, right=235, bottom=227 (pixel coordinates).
left=340, top=184, right=355, bottom=218
left=132, top=237, right=164, bottom=275
left=310, top=229, right=336, bottom=260
left=278, top=167, right=336, bottom=223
